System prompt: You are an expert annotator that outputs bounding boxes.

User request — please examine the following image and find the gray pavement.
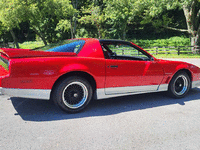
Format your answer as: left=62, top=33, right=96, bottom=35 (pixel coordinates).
left=0, top=58, right=200, bottom=150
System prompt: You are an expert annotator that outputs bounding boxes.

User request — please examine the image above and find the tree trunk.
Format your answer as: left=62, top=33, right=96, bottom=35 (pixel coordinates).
left=182, top=1, right=200, bottom=53
left=70, top=0, right=78, bottom=39
left=193, top=28, right=200, bottom=53
left=122, top=23, right=127, bottom=40
left=2, top=35, right=8, bottom=48
left=70, top=18, right=74, bottom=39
left=122, top=30, right=126, bottom=40
left=190, top=31, right=200, bottom=54
left=190, top=36, right=196, bottom=52
left=32, top=27, right=47, bottom=46
left=10, top=30, right=19, bottom=48
left=73, top=18, right=77, bottom=38
left=95, top=22, right=101, bottom=38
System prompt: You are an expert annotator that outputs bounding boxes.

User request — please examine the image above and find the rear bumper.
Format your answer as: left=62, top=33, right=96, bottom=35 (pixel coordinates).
left=0, top=88, right=51, bottom=100
left=0, top=73, right=51, bottom=100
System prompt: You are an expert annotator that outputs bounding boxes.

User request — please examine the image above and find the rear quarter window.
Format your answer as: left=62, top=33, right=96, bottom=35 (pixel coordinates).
left=36, top=40, right=85, bottom=54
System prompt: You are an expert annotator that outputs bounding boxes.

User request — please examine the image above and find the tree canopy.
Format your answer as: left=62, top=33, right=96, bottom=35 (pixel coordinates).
left=141, top=0, right=200, bottom=51
left=0, top=0, right=200, bottom=49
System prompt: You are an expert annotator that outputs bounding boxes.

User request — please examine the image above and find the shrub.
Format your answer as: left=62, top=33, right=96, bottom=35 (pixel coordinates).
left=131, top=36, right=190, bottom=48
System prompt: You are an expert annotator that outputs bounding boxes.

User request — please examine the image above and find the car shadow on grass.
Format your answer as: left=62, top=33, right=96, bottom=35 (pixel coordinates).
left=10, top=88, right=200, bottom=122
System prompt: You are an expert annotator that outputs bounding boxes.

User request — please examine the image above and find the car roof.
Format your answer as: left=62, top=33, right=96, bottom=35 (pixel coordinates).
left=99, top=39, right=131, bottom=45
left=75, top=38, right=130, bottom=44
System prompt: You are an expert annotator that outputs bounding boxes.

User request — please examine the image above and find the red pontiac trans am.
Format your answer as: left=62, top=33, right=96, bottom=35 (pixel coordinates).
left=0, top=38, right=200, bottom=113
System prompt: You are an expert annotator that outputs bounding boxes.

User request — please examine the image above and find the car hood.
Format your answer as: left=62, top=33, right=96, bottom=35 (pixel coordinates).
left=0, top=48, right=77, bottom=58
left=157, top=58, right=194, bottom=67
left=157, top=58, right=196, bottom=66
left=156, top=58, right=200, bottom=75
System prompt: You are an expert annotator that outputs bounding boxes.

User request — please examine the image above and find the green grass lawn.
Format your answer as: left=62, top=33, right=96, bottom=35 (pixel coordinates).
left=19, top=41, right=45, bottom=49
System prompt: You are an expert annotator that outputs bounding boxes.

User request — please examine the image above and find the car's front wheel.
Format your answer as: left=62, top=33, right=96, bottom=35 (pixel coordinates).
left=168, top=71, right=191, bottom=98
left=52, top=76, right=93, bottom=113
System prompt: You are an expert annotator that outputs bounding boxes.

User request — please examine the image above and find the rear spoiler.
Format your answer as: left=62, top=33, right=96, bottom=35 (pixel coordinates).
left=0, top=48, right=77, bottom=58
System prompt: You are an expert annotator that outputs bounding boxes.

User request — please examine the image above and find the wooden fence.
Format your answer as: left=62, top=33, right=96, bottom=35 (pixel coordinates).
left=144, top=46, right=200, bottom=55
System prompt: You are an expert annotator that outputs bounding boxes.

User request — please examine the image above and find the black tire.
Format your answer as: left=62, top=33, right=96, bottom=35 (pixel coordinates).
left=168, top=71, right=191, bottom=98
left=52, top=76, right=93, bottom=113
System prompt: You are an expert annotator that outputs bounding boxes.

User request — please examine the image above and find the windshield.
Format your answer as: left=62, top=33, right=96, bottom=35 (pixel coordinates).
left=35, top=40, right=85, bottom=54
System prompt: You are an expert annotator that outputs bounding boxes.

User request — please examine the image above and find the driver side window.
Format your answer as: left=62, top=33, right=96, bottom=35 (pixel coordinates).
left=103, top=43, right=149, bottom=61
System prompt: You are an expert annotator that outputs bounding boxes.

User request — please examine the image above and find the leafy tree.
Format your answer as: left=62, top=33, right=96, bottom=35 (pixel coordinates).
left=55, top=0, right=77, bottom=39
left=25, top=0, right=75, bottom=44
left=56, top=0, right=94, bottom=39
left=70, top=0, right=78, bottom=38
left=142, top=0, right=200, bottom=52
left=104, top=0, right=143, bottom=40
left=0, top=0, right=26, bottom=48
left=79, top=2, right=105, bottom=38
left=0, top=22, right=9, bottom=47
left=0, top=0, right=75, bottom=46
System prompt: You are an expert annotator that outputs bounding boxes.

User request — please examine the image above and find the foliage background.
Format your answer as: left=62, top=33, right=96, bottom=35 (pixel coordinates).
left=0, top=0, right=199, bottom=49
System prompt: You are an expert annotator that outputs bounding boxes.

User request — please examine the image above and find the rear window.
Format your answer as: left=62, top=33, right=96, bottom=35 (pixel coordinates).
left=35, top=40, right=85, bottom=54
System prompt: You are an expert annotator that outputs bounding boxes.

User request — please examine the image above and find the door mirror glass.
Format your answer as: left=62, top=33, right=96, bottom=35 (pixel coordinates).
left=150, top=57, right=154, bottom=61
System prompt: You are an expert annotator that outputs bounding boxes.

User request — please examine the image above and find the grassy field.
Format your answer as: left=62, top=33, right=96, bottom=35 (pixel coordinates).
left=19, top=41, right=45, bottom=49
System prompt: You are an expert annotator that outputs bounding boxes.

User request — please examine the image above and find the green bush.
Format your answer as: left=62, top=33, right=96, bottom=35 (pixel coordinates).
left=131, top=36, right=190, bottom=48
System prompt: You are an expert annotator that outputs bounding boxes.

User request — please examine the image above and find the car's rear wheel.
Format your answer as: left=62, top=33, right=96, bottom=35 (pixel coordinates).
left=52, top=76, right=93, bottom=113
left=168, top=71, right=191, bottom=98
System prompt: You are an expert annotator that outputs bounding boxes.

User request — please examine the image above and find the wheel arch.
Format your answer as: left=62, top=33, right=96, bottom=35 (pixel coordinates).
left=167, top=68, right=192, bottom=98
left=169, top=68, right=192, bottom=87
left=50, top=71, right=97, bottom=100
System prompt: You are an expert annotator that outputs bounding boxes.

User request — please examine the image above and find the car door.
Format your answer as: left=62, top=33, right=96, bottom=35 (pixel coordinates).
left=102, top=42, right=164, bottom=95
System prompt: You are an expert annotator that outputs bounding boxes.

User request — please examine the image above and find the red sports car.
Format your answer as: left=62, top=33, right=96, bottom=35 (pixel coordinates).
left=0, top=38, right=200, bottom=113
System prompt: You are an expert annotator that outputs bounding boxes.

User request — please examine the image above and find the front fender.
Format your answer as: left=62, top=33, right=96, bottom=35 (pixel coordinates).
left=175, top=63, right=190, bottom=72
left=159, top=60, right=191, bottom=85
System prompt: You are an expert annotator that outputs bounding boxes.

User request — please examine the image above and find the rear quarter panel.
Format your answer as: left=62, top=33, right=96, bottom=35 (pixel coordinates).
left=1, top=56, right=106, bottom=89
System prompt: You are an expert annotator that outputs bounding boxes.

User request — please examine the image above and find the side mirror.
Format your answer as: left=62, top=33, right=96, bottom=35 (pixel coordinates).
left=150, top=57, right=154, bottom=61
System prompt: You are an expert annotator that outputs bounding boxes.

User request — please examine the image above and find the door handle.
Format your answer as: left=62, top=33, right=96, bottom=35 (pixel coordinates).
left=110, top=65, right=118, bottom=68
